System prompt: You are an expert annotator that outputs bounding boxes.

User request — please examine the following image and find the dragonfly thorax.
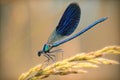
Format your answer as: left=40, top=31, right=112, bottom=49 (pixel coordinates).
left=43, top=44, right=53, bottom=53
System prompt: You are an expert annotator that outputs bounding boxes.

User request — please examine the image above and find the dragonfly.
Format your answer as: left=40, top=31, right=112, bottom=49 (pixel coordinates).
left=38, top=3, right=107, bottom=62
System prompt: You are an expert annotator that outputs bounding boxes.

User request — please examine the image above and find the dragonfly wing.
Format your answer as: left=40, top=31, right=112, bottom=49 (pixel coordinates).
left=47, top=30, right=65, bottom=44
left=47, top=3, right=81, bottom=44
left=52, top=17, right=108, bottom=47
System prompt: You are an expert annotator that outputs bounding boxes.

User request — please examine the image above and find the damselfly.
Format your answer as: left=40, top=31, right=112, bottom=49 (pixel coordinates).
left=38, top=3, right=107, bottom=61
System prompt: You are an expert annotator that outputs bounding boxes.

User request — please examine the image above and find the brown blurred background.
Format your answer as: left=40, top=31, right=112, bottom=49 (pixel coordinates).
left=0, top=0, right=120, bottom=80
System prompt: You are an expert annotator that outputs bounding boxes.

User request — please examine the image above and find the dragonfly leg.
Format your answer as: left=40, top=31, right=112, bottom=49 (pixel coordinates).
left=44, top=53, right=55, bottom=62
left=43, top=54, right=50, bottom=63
left=49, top=49, right=64, bottom=53
left=49, top=49, right=64, bottom=61
left=48, top=54, right=57, bottom=61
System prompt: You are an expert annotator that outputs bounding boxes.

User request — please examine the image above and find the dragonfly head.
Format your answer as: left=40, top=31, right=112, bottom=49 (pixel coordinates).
left=38, top=50, right=43, bottom=56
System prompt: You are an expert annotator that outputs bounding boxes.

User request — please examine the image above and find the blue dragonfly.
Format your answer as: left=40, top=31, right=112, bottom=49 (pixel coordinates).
left=38, top=3, right=107, bottom=61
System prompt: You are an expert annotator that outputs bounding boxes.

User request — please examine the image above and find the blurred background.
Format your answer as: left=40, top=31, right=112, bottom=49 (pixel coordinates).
left=0, top=0, right=120, bottom=80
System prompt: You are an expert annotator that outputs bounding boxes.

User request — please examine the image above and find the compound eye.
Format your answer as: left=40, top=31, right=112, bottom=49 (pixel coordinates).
left=38, top=51, right=43, bottom=56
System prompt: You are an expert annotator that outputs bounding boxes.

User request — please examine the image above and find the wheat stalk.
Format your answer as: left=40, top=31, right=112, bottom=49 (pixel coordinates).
left=19, top=46, right=120, bottom=80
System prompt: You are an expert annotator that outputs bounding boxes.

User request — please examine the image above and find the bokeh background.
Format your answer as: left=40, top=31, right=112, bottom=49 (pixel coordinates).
left=0, top=0, right=120, bottom=80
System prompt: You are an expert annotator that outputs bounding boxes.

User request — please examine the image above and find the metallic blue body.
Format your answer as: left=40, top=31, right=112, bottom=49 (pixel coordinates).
left=38, top=3, right=107, bottom=61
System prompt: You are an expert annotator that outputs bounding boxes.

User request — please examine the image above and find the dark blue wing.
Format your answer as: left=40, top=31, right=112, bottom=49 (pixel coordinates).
left=56, top=3, right=81, bottom=36
left=47, top=3, right=81, bottom=44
